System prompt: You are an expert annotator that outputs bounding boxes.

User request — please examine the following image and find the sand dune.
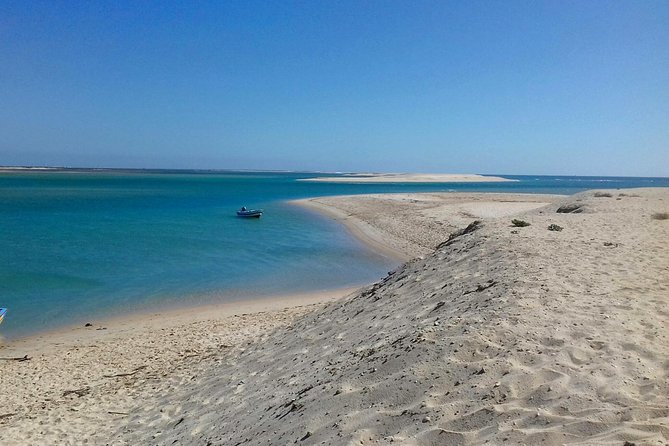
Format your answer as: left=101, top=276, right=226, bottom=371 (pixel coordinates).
left=1, top=188, right=668, bottom=445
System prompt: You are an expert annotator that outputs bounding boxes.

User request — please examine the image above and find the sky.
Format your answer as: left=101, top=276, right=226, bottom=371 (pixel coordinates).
left=1, top=1, right=668, bottom=176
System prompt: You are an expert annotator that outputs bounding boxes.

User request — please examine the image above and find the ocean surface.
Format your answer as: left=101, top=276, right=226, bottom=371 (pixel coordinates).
left=1, top=171, right=668, bottom=340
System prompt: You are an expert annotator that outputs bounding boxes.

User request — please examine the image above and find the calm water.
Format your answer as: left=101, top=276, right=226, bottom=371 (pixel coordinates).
left=1, top=171, right=667, bottom=339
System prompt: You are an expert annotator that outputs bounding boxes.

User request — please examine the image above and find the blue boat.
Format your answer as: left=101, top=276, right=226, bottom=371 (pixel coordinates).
left=236, top=207, right=263, bottom=218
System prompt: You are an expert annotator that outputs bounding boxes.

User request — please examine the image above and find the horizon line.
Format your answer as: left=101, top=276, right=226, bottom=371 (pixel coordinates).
left=0, top=165, right=668, bottom=179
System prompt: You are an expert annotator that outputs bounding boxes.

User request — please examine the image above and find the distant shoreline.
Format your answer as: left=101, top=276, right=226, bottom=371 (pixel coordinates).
left=298, top=173, right=516, bottom=183
left=0, top=167, right=514, bottom=181
left=0, top=166, right=302, bottom=174
left=2, top=167, right=666, bottom=180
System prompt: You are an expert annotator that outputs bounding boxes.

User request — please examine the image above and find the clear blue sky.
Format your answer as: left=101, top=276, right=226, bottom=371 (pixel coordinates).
left=1, top=1, right=667, bottom=176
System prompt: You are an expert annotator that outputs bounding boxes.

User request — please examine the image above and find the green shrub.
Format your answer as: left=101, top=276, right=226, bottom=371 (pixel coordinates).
left=651, top=212, right=669, bottom=220
left=511, top=219, right=530, bottom=227
left=547, top=224, right=563, bottom=231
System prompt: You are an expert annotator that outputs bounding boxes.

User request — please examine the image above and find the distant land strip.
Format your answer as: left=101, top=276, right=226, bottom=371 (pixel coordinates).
left=298, top=173, right=516, bottom=183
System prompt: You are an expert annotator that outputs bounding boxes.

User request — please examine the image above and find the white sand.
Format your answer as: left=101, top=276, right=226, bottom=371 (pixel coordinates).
left=299, top=173, right=514, bottom=183
left=292, top=192, right=562, bottom=260
left=1, top=188, right=668, bottom=445
left=0, top=289, right=356, bottom=445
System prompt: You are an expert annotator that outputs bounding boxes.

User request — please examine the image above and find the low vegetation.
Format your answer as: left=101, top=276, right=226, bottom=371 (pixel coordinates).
left=594, top=192, right=613, bottom=198
left=651, top=212, right=669, bottom=220
left=511, top=219, right=530, bottom=227
left=557, top=203, right=583, bottom=213
left=548, top=224, right=563, bottom=231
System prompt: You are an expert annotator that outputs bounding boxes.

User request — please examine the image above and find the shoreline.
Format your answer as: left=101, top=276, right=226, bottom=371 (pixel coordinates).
left=291, top=191, right=564, bottom=260
left=298, top=173, right=515, bottom=183
left=290, top=198, right=414, bottom=262
left=1, top=286, right=359, bottom=354
left=2, top=191, right=563, bottom=349
left=2, top=188, right=668, bottom=444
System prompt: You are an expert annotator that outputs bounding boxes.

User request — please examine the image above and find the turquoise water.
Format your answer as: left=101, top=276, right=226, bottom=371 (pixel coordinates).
left=1, top=171, right=668, bottom=339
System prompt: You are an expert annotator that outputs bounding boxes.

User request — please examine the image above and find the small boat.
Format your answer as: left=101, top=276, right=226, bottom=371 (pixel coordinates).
left=237, top=207, right=263, bottom=218
left=0, top=308, right=6, bottom=325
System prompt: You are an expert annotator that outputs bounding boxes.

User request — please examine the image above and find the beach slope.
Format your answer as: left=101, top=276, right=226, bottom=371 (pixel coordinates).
left=293, top=192, right=562, bottom=260
left=120, top=188, right=669, bottom=444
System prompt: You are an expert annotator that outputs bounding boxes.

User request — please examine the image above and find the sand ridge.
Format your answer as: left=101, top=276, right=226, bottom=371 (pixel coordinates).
left=1, top=188, right=668, bottom=445
left=293, top=192, right=563, bottom=260
left=110, top=188, right=667, bottom=445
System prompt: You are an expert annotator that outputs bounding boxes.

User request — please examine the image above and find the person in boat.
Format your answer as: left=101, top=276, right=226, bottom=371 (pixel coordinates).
left=241, top=206, right=247, bottom=211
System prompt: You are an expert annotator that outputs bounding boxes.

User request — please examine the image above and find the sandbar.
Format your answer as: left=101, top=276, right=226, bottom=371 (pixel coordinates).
left=299, top=173, right=515, bottom=183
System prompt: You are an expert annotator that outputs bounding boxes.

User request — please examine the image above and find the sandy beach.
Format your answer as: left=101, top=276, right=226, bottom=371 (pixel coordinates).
left=1, top=188, right=668, bottom=445
left=0, top=288, right=357, bottom=444
left=292, top=192, right=563, bottom=260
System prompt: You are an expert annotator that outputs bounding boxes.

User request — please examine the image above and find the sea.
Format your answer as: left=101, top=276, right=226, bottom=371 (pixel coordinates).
left=1, top=170, right=667, bottom=340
